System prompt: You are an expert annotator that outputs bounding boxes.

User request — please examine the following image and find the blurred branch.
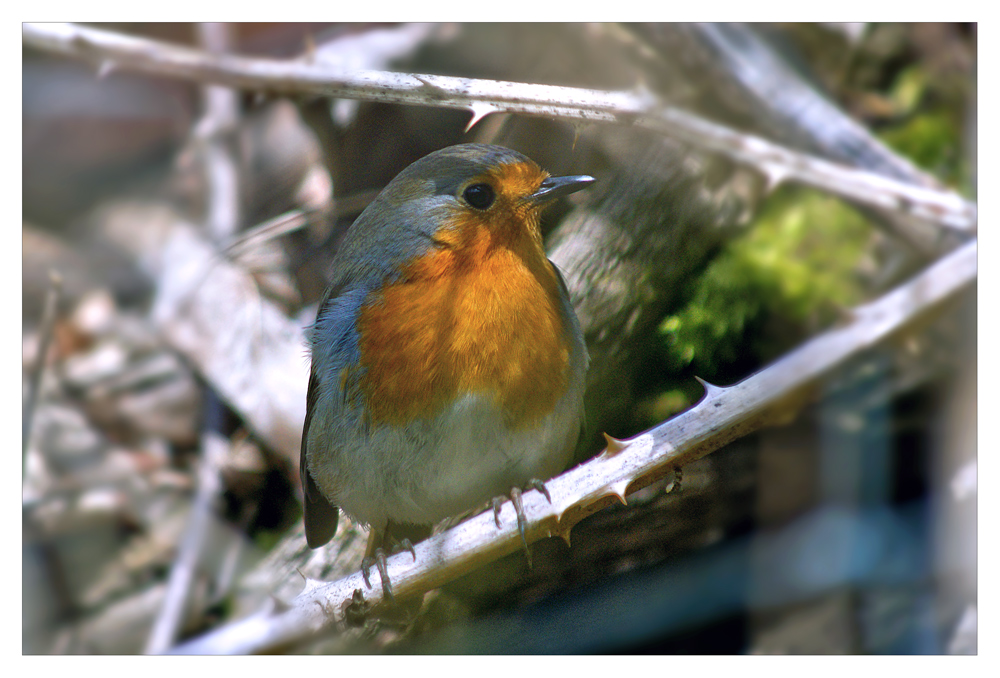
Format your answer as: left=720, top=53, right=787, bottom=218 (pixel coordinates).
left=23, top=270, right=62, bottom=476
left=145, top=426, right=228, bottom=653
left=193, top=22, right=241, bottom=243
left=223, top=210, right=311, bottom=260
left=171, top=239, right=976, bottom=654
left=22, top=22, right=976, bottom=234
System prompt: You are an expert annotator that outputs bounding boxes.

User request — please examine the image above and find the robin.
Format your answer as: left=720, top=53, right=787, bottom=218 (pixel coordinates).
left=300, top=143, right=592, bottom=597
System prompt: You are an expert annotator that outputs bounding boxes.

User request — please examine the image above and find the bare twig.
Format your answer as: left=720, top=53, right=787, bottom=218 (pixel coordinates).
left=223, top=210, right=310, bottom=260
left=21, top=22, right=976, bottom=233
left=193, top=22, right=241, bottom=243
left=23, top=270, right=62, bottom=477
left=224, top=187, right=379, bottom=262
left=145, top=427, right=229, bottom=653
left=171, top=239, right=976, bottom=654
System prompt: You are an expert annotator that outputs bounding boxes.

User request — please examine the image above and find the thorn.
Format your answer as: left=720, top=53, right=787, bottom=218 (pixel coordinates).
left=761, top=163, right=789, bottom=192
left=300, top=577, right=325, bottom=597
left=610, top=480, right=630, bottom=505
left=559, top=529, right=572, bottom=548
left=97, top=60, right=115, bottom=78
left=571, top=123, right=583, bottom=151
left=694, top=376, right=726, bottom=400
left=412, top=74, right=446, bottom=95
left=602, top=432, right=630, bottom=456
left=464, top=102, right=495, bottom=133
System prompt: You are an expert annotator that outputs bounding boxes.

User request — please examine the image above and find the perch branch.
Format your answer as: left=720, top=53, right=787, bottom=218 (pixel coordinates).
left=170, top=239, right=977, bottom=654
left=22, top=22, right=976, bottom=233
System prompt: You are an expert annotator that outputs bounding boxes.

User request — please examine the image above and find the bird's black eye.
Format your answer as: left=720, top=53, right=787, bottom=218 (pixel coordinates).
left=462, top=183, right=495, bottom=210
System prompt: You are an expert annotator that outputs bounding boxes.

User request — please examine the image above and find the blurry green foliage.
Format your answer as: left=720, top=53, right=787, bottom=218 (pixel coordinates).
left=658, top=188, right=872, bottom=386
left=876, top=64, right=968, bottom=188
left=887, top=65, right=927, bottom=116
left=880, top=110, right=964, bottom=187
left=873, top=39, right=972, bottom=191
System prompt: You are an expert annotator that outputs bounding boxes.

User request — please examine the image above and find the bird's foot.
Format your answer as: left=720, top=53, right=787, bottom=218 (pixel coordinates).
left=491, top=478, right=552, bottom=568
left=361, top=536, right=416, bottom=600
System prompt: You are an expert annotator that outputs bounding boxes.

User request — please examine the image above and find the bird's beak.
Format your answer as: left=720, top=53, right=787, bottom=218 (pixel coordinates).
left=529, top=175, right=595, bottom=203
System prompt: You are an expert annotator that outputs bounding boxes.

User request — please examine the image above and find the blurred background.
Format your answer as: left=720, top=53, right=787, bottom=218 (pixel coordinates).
left=22, top=23, right=977, bottom=654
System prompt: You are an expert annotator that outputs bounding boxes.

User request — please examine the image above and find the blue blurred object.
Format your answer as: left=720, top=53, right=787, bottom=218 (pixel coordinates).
left=411, top=500, right=934, bottom=654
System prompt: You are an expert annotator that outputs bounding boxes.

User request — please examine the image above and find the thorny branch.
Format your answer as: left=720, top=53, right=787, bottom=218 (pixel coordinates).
left=22, top=22, right=976, bottom=233
left=171, top=239, right=977, bottom=654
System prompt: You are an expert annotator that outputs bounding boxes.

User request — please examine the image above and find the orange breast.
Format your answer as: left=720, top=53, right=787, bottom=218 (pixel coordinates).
left=354, top=206, right=570, bottom=430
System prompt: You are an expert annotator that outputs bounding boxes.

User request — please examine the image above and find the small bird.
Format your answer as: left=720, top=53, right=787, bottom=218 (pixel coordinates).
left=300, top=143, right=592, bottom=596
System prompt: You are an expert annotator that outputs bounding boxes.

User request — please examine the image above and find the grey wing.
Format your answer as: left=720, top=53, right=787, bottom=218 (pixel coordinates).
left=300, top=283, right=370, bottom=548
left=301, top=367, right=340, bottom=548
left=550, top=261, right=589, bottom=440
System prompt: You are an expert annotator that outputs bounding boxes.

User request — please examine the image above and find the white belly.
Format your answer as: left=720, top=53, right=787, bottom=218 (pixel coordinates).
left=307, top=390, right=581, bottom=528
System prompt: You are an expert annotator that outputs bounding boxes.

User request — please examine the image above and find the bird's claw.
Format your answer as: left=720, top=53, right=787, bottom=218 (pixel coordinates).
left=491, top=497, right=504, bottom=528
left=491, top=478, right=553, bottom=569
left=399, top=538, right=416, bottom=562
left=526, top=478, right=551, bottom=503
left=360, top=536, right=417, bottom=600
left=360, top=548, right=393, bottom=599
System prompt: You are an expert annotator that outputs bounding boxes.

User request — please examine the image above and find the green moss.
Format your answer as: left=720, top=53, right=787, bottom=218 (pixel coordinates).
left=880, top=110, right=964, bottom=185
left=659, top=188, right=871, bottom=383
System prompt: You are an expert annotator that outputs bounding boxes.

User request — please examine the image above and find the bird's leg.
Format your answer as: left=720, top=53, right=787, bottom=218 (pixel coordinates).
left=492, top=478, right=553, bottom=568
left=360, top=525, right=417, bottom=601
left=360, top=526, right=392, bottom=599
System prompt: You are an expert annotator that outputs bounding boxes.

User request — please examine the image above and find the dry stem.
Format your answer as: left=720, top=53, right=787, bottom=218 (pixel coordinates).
left=22, top=22, right=976, bottom=233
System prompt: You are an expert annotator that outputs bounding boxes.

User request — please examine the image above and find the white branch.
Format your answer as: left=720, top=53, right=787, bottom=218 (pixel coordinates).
left=22, top=22, right=976, bottom=233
